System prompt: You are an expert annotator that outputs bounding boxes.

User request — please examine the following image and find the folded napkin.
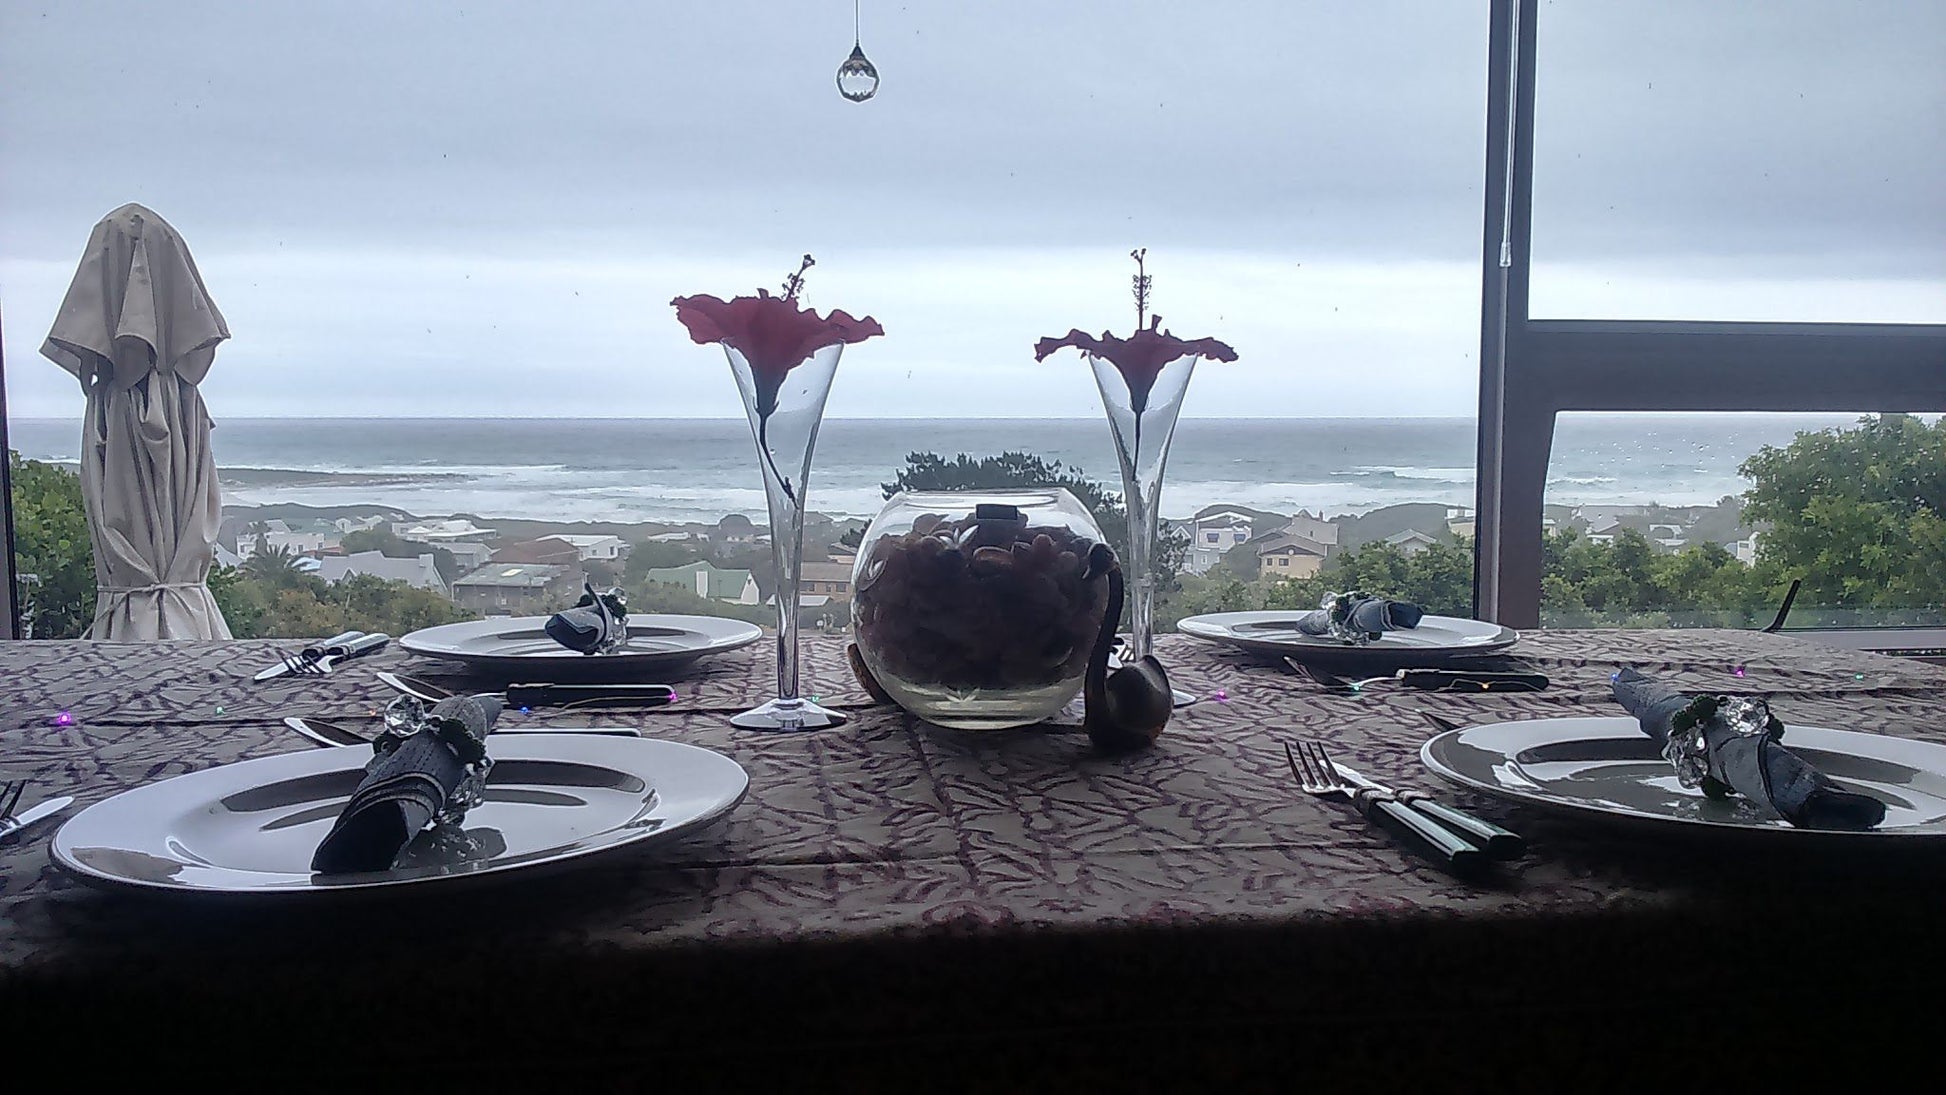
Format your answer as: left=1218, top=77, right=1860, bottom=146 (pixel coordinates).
left=1295, top=592, right=1425, bottom=642
left=311, top=694, right=503, bottom=874
left=1612, top=668, right=1885, bottom=831
left=544, top=582, right=626, bottom=654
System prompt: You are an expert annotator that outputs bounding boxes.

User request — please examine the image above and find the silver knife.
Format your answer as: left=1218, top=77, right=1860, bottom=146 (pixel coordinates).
left=0, top=795, right=75, bottom=842
left=1328, top=760, right=1524, bottom=860
left=284, top=716, right=640, bottom=748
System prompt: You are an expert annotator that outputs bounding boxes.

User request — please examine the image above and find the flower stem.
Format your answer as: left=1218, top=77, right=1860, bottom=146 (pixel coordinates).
left=757, top=414, right=797, bottom=507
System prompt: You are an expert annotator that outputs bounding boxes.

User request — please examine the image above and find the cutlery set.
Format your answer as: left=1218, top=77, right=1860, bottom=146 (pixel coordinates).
left=1284, top=740, right=1523, bottom=879
left=253, top=631, right=392, bottom=680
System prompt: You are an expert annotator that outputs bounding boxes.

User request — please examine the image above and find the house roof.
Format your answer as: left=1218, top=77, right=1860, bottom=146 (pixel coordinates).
left=1383, top=529, right=1440, bottom=546
left=542, top=534, right=625, bottom=548
left=1256, top=532, right=1328, bottom=558
left=800, top=562, right=854, bottom=584
left=455, top=563, right=570, bottom=589
left=1194, top=503, right=1285, bottom=525
left=644, top=561, right=750, bottom=600
left=316, top=551, right=442, bottom=590
left=492, top=539, right=584, bottom=565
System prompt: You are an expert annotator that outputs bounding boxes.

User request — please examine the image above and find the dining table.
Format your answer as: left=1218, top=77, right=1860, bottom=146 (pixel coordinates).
left=2, top=627, right=1943, bottom=1087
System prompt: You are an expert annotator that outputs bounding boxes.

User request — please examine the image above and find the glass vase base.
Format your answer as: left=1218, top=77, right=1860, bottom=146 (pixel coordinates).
left=730, top=697, right=849, bottom=732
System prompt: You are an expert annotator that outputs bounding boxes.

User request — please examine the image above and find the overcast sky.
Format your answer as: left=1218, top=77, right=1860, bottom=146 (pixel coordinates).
left=2, top=0, right=1940, bottom=419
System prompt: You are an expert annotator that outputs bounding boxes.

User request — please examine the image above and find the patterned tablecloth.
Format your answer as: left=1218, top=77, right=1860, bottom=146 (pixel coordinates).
left=2, top=630, right=1943, bottom=1083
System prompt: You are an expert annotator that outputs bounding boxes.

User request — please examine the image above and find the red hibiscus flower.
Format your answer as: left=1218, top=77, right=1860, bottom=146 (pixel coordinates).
left=672, top=288, right=884, bottom=418
left=1034, top=315, right=1237, bottom=414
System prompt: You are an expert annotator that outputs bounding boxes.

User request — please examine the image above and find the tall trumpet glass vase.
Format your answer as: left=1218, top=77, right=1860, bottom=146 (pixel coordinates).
left=1090, top=351, right=1199, bottom=707
left=728, top=341, right=848, bottom=731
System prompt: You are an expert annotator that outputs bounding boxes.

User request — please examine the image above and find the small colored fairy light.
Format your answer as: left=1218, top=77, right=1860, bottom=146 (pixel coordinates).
left=1855, top=674, right=1866, bottom=681
left=50, top=710, right=75, bottom=727
left=1732, top=666, right=1746, bottom=678
left=1610, top=670, right=1623, bottom=682
left=215, top=706, right=225, bottom=715
left=669, top=691, right=681, bottom=702
left=1210, top=689, right=1229, bottom=703
left=519, top=706, right=532, bottom=715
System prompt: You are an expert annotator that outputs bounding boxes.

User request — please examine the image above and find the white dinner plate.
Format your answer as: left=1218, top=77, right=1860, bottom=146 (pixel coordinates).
left=1421, top=716, right=1946, bottom=843
left=1176, top=610, right=1518, bottom=666
left=52, top=735, right=749, bottom=895
left=400, top=614, right=762, bottom=680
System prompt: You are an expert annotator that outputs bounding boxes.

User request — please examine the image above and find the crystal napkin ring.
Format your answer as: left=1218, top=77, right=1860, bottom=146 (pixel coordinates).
left=588, top=587, right=630, bottom=654
left=377, top=695, right=493, bottom=823
left=1662, top=693, right=1780, bottom=790
left=1319, top=590, right=1376, bottom=645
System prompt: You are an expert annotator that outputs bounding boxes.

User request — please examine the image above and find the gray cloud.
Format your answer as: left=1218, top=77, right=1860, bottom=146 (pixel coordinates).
left=2, top=0, right=1939, bottom=418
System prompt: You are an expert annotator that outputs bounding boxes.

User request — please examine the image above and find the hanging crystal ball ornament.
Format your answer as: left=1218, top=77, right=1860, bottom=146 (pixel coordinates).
left=836, top=41, right=879, bottom=102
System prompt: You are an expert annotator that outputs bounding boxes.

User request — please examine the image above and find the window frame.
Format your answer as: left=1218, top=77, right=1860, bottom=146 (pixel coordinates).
left=1475, top=0, right=1946, bottom=631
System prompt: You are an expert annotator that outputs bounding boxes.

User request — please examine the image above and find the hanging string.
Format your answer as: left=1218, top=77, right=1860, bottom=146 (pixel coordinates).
left=854, top=0, right=861, bottom=46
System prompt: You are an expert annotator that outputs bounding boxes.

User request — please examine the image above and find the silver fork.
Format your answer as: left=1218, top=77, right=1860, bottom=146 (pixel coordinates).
left=0, top=780, right=24, bottom=823
left=277, top=648, right=330, bottom=677
left=0, top=779, right=72, bottom=843
left=1283, top=740, right=1484, bottom=877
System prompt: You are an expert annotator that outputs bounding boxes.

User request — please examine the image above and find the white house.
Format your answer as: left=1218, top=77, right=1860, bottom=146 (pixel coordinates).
left=315, top=551, right=448, bottom=597
left=397, top=518, right=497, bottom=544
left=441, top=541, right=495, bottom=571
left=1383, top=529, right=1440, bottom=557
left=541, top=534, right=629, bottom=562
left=237, top=529, right=340, bottom=560
left=1280, top=510, right=1340, bottom=549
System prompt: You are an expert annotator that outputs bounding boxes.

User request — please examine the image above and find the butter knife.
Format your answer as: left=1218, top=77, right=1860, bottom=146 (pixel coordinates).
left=284, top=716, right=640, bottom=748
left=0, top=795, right=75, bottom=842
left=375, top=671, right=677, bottom=710
left=1330, top=760, right=1524, bottom=860
left=316, top=632, right=390, bottom=671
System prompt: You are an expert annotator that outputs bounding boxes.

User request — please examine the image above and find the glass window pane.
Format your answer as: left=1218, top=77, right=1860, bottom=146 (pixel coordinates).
left=1529, top=1, right=1946, bottom=322
left=5, top=3, right=1489, bottom=637
left=1541, top=411, right=1945, bottom=629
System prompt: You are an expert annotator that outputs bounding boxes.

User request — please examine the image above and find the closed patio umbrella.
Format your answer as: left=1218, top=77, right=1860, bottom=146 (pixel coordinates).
left=40, top=204, right=232, bottom=639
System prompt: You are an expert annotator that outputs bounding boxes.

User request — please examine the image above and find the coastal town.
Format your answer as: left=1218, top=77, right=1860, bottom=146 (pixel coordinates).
left=215, top=494, right=1762, bottom=628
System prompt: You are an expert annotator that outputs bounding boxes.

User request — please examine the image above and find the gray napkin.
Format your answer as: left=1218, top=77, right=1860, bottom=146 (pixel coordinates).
left=1612, top=668, right=1884, bottom=831
left=1296, top=595, right=1425, bottom=639
left=311, top=694, right=503, bottom=874
left=545, top=582, right=622, bottom=654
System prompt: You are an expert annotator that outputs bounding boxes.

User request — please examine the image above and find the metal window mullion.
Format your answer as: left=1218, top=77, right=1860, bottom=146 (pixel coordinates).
left=1477, top=0, right=1541, bottom=627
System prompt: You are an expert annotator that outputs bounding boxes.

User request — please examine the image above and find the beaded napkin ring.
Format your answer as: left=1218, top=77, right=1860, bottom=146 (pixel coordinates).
left=1662, top=693, right=1783, bottom=796
left=376, top=695, right=494, bottom=823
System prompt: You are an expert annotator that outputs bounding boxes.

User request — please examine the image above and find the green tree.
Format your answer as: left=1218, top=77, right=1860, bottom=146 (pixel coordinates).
left=881, top=450, right=1188, bottom=591
left=624, top=539, right=703, bottom=584
left=1740, top=413, right=1945, bottom=620
left=241, top=542, right=310, bottom=589
left=9, top=451, right=96, bottom=638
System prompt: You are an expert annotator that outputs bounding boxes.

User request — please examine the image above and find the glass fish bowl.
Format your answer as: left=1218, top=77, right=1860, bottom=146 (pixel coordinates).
left=851, top=489, right=1112, bottom=730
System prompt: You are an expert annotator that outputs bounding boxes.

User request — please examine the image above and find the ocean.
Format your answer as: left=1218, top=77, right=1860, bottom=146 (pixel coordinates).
left=5, top=414, right=1862, bottom=526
